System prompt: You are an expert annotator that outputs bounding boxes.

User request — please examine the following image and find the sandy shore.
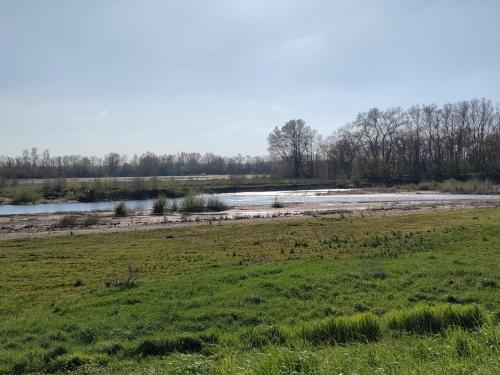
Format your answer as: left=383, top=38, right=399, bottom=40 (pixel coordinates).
left=1, top=199, right=498, bottom=240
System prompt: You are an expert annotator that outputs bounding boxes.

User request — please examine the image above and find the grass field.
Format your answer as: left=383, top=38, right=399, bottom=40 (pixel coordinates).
left=0, top=208, right=499, bottom=374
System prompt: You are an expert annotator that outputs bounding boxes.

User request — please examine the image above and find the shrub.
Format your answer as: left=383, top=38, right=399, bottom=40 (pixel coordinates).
left=179, top=196, right=207, bottom=212
left=170, top=199, right=179, bottom=212
left=152, top=194, right=167, bottom=215
left=386, top=304, right=484, bottom=334
left=114, top=202, right=128, bottom=217
left=11, top=188, right=42, bottom=204
left=272, top=198, right=284, bottom=208
left=300, top=313, right=381, bottom=345
left=82, top=214, right=100, bottom=227
left=57, top=215, right=79, bottom=228
left=206, top=197, right=228, bottom=212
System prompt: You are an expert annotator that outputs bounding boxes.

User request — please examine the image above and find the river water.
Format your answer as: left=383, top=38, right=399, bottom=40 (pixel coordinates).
left=1, top=189, right=499, bottom=215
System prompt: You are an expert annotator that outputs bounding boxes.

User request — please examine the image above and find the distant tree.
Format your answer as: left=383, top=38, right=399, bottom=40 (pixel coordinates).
left=268, top=119, right=316, bottom=177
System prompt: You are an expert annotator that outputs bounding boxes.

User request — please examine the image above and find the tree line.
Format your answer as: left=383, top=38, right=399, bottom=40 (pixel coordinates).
left=0, top=151, right=273, bottom=179
left=1, top=98, right=499, bottom=182
left=269, top=98, right=500, bottom=182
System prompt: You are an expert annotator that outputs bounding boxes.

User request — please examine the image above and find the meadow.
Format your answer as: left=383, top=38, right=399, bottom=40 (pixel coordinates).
left=0, top=208, right=499, bottom=374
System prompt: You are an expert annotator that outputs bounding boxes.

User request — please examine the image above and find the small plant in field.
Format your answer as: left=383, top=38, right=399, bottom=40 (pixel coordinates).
left=152, top=194, right=167, bottom=215
left=114, top=202, right=128, bottom=217
left=105, top=266, right=140, bottom=290
left=82, top=214, right=100, bottom=227
left=294, top=239, right=308, bottom=247
left=206, top=197, right=228, bottom=211
left=170, top=199, right=179, bottom=212
left=57, top=215, right=79, bottom=228
left=178, top=196, right=206, bottom=212
left=272, top=197, right=284, bottom=208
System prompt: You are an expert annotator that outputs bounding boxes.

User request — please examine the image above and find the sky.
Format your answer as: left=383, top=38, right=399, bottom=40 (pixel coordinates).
left=1, top=0, right=500, bottom=157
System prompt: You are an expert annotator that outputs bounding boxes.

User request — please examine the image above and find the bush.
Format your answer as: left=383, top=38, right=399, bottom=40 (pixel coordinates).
left=11, top=188, right=42, bottom=204
left=152, top=195, right=167, bottom=215
left=386, top=304, right=484, bottom=334
left=82, top=214, right=100, bottom=227
left=300, top=313, right=381, bottom=345
left=178, top=196, right=207, bottom=212
left=57, top=215, right=79, bottom=228
left=272, top=198, right=284, bottom=208
left=206, top=197, right=228, bottom=212
left=114, top=202, right=128, bottom=217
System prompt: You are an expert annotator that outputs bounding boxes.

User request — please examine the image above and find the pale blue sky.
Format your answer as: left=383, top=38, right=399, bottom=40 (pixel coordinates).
left=1, top=0, right=499, bottom=156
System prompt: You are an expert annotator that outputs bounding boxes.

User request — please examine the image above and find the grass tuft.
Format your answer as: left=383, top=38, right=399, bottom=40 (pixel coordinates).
left=300, top=312, right=381, bottom=345
left=386, top=304, right=484, bottom=334
left=152, top=194, right=167, bottom=215
left=132, top=335, right=204, bottom=357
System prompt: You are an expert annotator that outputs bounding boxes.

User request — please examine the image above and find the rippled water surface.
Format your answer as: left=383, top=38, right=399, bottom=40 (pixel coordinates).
left=1, top=189, right=499, bottom=215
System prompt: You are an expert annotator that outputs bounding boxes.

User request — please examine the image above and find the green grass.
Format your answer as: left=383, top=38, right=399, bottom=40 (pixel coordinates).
left=152, top=195, right=167, bottom=215
left=300, top=313, right=381, bottom=344
left=386, top=304, right=484, bottom=334
left=10, top=188, right=42, bottom=204
left=177, top=196, right=228, bottom=212
left=0, top=208, right=499, bottom=373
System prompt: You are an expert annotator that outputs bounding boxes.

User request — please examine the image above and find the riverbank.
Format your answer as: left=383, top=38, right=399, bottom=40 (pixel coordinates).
left=2, top=196, right=499, bottom=239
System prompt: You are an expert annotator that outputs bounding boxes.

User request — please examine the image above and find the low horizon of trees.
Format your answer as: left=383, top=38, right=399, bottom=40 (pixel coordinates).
left=0, top=150, right=274, bottom=179
left=1, top=98, right=499, bottom=182
left=269, top=98, right=500, bottom=182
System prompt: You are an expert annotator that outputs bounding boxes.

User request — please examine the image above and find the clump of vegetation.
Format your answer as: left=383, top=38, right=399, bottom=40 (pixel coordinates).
left=179, top=196, right=207, bottom=212
left=104, top=266, right=140, bottom=290
left=240, top=325, right=286, bottom=349
left=272, top=197, right=284, bottom=208
left=386, top=304, right=484, bottom=334
left=57, top=215, right=79, bottom=228
left=300, top=313, right=381, bottom=344
left=152, top=194, right=167, bottom=215
left=403, top=179, right=500, bottom=194
left=11, top=188, right=42, bottom=204
left=82, top=214, right=100, bottom=227
left=206, top=197, right=228, bottom=211
left=175, top=196, right=228, bottom=212
left=131, top=335, right=204, bottom=357
left=113, top=202, right=128, bottom=217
